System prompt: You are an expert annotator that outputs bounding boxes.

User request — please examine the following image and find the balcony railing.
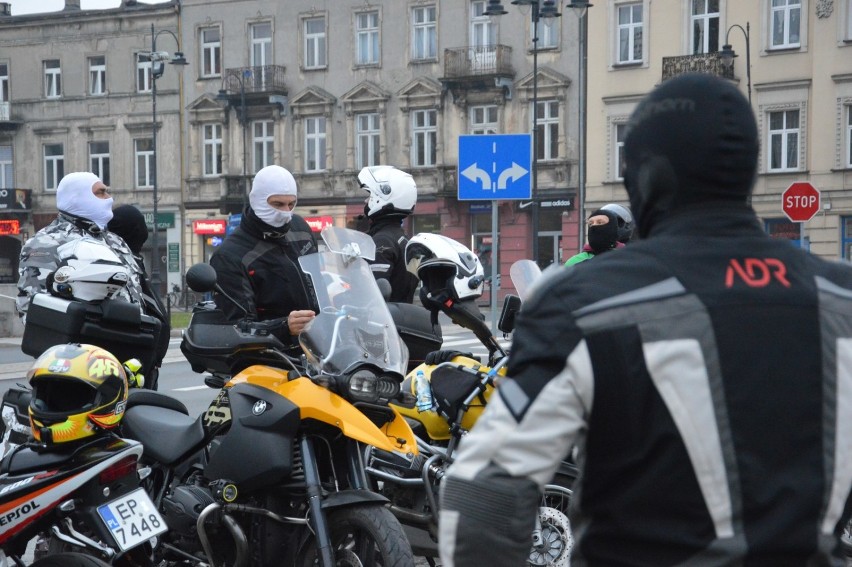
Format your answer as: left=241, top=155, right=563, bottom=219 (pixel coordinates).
left=0, top=102, right=9, bottom=121
left=443, top=45, right=513, bottom=79
left=661, top=52, right=734, bottom=82
left=222, top=65, right=287, bottom=95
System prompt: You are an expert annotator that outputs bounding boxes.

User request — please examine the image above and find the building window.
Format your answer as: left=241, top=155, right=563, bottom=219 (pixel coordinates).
left=44, top=60, right=61, bottom=98
left=770, top=0, right=801, bottom=48
left=250, top=22, right=272, bottom=68
left=89, top=141, right=110, bottom=186
left=411, top=109, right=437, bottom=167
left=135, top=138, right=154, bottom=188
left=843, top=216, right=852, bottom=260
left=847, top=0, right=852, bottom=40
left=137, top=54, right=152, bottom=93
left=412, top=5, right=437, bottom=61
left=356, top=11, right=380, bottom=66
left=535, top=100, right=559, bottom=161
left=200, top=27, right=221, bottom=78
left=768, top=109, right=799, bottom=172
left=691, top=0, right=719, bottom=54
left=614, top=123, right=626, bottom=180
left=470, top=105, right=498, bottom=134
left=846, top=105, right=852, bottom=169
left=356, top=113, right=381, bottom=169
left=766, top=217, right=802, bottom=243
left=305, top=116, right=326, bottom=172
left=203, top=124, right=222, bottom=177
left=89, top=56, right=106, bottom=96
left=533, top=15, right=558, bottom=49
left=44, top=143, right=64, bottom=191
left=304, top=17, right=327, bottom=69
left=0, top=63, right=7, bottom=103
left=617, top=3, right=643, bottom=64
left=253, top=120, right=274, bottom=173
left=0, top=145, right=12, bottom=189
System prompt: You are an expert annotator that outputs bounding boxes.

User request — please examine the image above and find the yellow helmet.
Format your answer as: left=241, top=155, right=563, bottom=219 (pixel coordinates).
left=28, top=344, right=128, bottom=446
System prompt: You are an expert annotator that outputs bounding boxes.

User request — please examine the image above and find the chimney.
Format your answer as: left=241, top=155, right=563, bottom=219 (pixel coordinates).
left=0, top=3, right=11, bottom=16
left=64, top=0, right=81, bottom=10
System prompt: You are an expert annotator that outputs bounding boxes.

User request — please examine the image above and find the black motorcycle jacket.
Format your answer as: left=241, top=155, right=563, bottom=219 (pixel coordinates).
left=209, top=207, right=317, bottom=346
left=440, top=205, right=852, bottom=566
left=367, top=216, right=417, bottom=303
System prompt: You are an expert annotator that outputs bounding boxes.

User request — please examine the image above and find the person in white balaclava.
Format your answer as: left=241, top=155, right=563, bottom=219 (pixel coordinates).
left=209, top=165, right=318, bottom=350
left=17, top=172, right=147, bottom=320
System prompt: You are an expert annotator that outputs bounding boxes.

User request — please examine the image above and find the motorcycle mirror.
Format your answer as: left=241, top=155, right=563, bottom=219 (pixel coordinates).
left=186, top=263, right=217, bottom=292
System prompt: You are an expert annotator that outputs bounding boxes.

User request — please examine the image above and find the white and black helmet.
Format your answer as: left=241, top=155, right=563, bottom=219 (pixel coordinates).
left=359, top=165, right=417, bottom=218
left=600, top=203, right=635, bottom=243
left=405, top=233, right=484, bottom=304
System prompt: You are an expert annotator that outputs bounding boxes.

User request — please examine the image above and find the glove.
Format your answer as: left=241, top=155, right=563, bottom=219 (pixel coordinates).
left=424, top=350, right=473, bottom=365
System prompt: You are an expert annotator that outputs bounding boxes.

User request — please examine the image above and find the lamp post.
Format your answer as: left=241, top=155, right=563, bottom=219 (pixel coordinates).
left=567, top=1, right=591, bottom=252
left=147, top=23, right=187, bottom=300
left=217, top=69, right=251, bottom=208
left=485, top=0, right=560, bottom=265
left=720, top=22, right=751, bottom=105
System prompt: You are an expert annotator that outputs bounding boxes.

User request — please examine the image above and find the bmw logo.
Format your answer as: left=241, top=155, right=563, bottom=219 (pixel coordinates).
left=252, top=400, right=268, bottom=416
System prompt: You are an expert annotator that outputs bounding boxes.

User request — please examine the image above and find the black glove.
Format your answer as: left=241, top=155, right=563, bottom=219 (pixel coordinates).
left=424, top=350, right=473, bottom=365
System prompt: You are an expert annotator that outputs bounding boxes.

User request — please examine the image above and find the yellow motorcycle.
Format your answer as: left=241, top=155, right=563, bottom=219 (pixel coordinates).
left=119, top=227, right=418, bottom=567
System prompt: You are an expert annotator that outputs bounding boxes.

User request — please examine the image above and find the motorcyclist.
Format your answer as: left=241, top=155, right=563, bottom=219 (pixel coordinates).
left=600, top=202, right=634, bottom=244
left=564, top=208, right=620, bottom=266
left=108, top=204, right=171, bottom=390
left=357, top=165, right=419, bottom=303
left=209, top=165, right=317, bottom=351
left=439, top=73, right=852, bottom=565
left=16, top=172, right=145, bottom=320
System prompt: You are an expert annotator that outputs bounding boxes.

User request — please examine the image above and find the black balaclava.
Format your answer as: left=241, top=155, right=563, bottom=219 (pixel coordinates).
left=587, top=209, right=619, bottom=254
left=108, top=205, right=148, bottom=255
left=622, top=73, right=758, bottom=238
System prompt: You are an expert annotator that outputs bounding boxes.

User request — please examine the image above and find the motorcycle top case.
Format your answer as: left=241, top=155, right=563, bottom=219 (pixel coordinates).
left=21, top=293, right=161, bottom=372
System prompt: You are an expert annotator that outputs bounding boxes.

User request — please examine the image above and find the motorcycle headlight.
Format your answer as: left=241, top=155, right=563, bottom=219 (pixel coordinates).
left=346, top=369, right=400, bottom=403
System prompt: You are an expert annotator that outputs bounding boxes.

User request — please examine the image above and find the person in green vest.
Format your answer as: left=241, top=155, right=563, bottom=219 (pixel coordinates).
left=564, top=207, right=622, bottom=266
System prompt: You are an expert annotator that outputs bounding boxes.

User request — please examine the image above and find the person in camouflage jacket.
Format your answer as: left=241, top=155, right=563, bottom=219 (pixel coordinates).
left=16, top=172, right=145, bottom=319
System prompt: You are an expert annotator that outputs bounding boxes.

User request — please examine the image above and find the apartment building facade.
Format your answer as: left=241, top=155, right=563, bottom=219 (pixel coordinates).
left=0, top=0, right=185, bottom=291
left=584, top=0, right=852, bottom=259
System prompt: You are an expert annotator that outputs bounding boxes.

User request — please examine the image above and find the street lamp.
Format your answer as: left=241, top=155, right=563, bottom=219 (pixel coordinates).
left=147, top=23, right=186, bottom=300
left=567, top=0, right=591, bottom=251
left=216, top=69, right=252, bottom=208
left=485, top=0, right=560, bottom=265
left=720, top=22, right=751, bottom=105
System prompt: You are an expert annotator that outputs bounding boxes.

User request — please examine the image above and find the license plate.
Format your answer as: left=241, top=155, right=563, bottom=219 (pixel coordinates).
left=97, top=488, right=167, bottom=552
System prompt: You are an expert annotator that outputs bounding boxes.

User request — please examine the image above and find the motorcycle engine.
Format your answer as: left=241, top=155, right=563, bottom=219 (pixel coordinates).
left=161, top=484, right=216, bottom=548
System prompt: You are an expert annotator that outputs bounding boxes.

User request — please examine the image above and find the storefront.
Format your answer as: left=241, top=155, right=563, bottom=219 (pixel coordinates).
left=193, top=218, right=227, bottom=262
left=0, top=188, right=30, bottom=284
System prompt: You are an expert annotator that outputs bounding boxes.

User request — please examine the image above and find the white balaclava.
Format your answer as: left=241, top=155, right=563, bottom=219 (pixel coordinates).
left=56, top=172, right=114, bottom=229
left=250, top=165, right=298, bottom=228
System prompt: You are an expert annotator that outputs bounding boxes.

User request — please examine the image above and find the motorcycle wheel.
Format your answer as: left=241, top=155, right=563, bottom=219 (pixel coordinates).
left=299, top=505, right=415, bottom=567
left=842, top=519, right=852, bottom=557
left=527, top=482, right=575, bottom=567
left=30, top=552, right=113, bottom=567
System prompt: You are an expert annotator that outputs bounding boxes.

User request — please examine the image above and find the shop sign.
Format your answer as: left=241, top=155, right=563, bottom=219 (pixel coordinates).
left=0, top=189, right=31, bottom=210
left=227, top=213, right=242, bottom=235
left=0, top=220, right=20, bottom=235
left=193, top=219, right=227, bottom=235
left=144, top=212, right=176, bottom=230
left=167, top=243, right=180, bottom=273
left=304, top=216, right=334, bottom=232
left=540, top=199, right=573, bottom=209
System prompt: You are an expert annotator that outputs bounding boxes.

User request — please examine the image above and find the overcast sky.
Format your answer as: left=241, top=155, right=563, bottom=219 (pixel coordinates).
left=10, top=0, right=168, bottom=15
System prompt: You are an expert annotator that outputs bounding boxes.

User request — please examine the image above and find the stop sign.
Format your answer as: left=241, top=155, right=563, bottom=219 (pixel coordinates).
left=782, top=182, right=820, bottom=222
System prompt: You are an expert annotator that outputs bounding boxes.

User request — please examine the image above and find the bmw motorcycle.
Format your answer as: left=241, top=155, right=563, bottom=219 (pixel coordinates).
left=118, top=226, right=417, bottom=567
left=366, top=247, right=576, bottom=566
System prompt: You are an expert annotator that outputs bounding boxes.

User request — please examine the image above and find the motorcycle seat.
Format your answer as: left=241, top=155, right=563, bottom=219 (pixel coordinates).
left=122, top=405, right=205, bottom=466
left=127, top=388, right=189, bottom=415
left=0, top=445, right=73, bottom=475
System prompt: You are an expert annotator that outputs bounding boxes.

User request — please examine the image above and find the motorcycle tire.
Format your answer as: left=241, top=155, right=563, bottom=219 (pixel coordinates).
left=530, top=484, right=575, bottom=567
left=842, top=519, right=852, bottom=558
left=299, top=504, right=415, bottom=567
left=30, top=552, right=113, bottom=567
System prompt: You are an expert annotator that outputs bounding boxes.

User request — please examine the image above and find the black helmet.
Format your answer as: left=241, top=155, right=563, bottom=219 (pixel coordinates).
left=600, top=203, right=634, bottom=243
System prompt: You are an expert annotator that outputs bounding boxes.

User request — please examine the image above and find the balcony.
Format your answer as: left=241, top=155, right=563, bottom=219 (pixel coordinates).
left=221, top=65, right=287, bottom=98
left=0, top=102, right=22, bottom=132
left=661, top=52, right=734, bottom=82
left=439, top=45, right=514, bottom=99
left=219, top=175, right=249, bottom=215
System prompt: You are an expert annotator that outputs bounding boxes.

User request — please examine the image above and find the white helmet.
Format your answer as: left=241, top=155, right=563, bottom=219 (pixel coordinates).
left=600, top=203, right=634, bottom=243
left=359, top=165, right=417, bottom=218
left=51, top=239, right=132, bottom=302
left=405, top=233, right=484, bottom=303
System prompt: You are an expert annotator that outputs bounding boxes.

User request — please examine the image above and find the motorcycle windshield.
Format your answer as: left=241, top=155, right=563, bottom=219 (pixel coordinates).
left=298, top=227, right=407, bottom=377
left=509, top=259, right=542, bottom=302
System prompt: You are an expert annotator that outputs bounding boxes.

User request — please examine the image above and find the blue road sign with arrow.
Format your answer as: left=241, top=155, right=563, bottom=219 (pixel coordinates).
left=458, top=134, right=531, bottom=201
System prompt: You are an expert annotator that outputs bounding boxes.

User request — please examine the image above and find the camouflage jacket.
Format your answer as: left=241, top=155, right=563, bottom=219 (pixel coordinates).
left=16, top=213, right=145, bottom=318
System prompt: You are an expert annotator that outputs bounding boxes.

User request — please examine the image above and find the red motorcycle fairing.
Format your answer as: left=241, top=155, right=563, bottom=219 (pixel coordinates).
left=0, top=437, right=143, bottom=546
